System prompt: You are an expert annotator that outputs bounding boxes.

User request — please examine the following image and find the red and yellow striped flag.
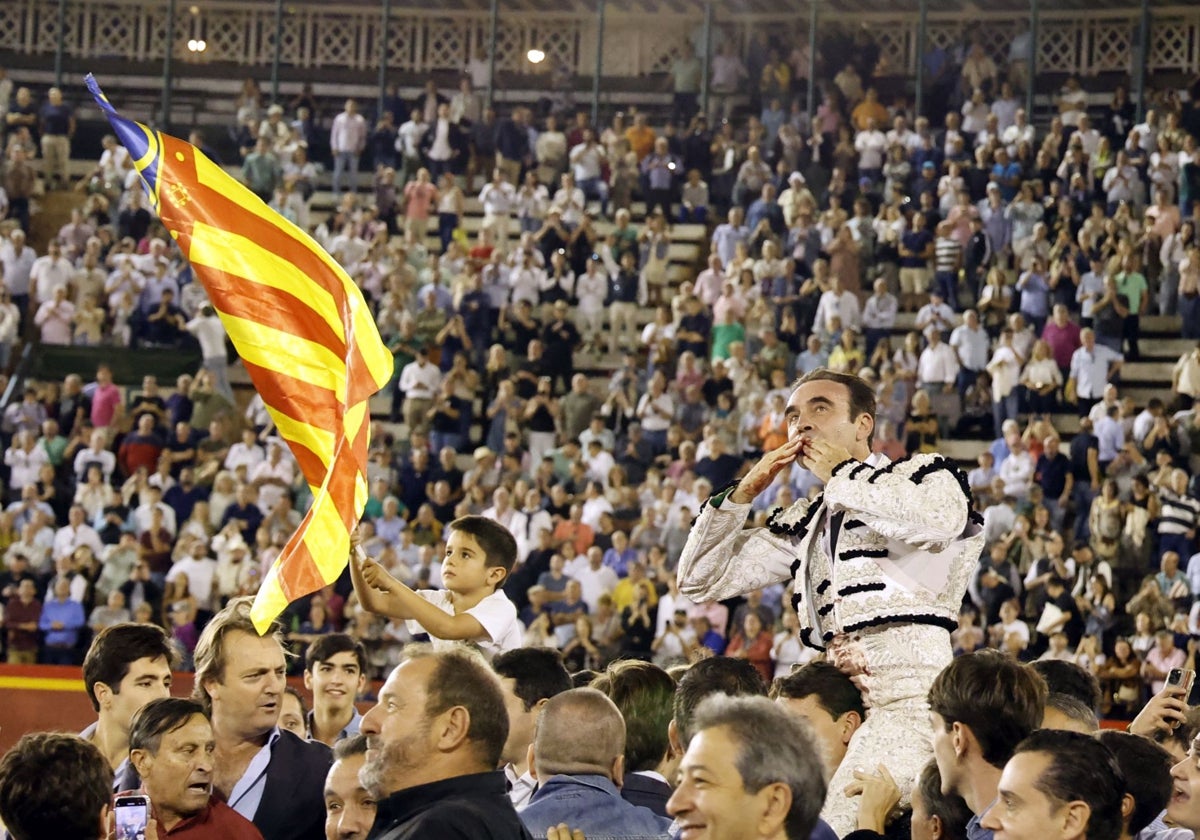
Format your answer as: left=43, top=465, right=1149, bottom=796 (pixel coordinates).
left=87, top=75, right=393, bottom=633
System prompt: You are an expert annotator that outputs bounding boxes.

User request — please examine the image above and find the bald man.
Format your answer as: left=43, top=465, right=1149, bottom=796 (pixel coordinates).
left=519, top=689, right=671, bottom=838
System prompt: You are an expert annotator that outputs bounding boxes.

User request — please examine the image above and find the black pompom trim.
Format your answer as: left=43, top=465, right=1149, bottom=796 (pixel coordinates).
left=908, top=455, right=976, bottom=514
left=843, top=518, right=866, bottom=530
left=848, top=462, right=871, bottom=480
left=839, top=547, right=890, bottom=561
left=766, top=494, right=824, bottom=538
left=791, top=591, right=803, bottom=608
left=816, top=579, right=832, bottom=595
left=838, top=581, right=887, bottom=596
left=818, top=603, right=836, bottom=616
left=842, top=613, right=958, bottom=635
left=800, top=627, right=825, bottom=651
left=866, top=453, right=913, bottom=483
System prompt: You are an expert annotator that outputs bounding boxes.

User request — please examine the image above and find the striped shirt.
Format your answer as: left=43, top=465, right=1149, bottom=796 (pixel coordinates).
left=934, top=236, right=961, bottom=274
left=1160, top=489, right=1200, bottom=536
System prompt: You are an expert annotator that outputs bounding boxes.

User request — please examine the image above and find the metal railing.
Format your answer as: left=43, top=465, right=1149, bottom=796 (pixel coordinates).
left=2, top=0, right=1199, bottom=81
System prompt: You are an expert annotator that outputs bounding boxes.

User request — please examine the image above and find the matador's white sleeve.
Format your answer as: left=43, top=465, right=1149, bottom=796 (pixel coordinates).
left=675, top=489, right=810, bottom=603
left=823, top=455, right=971, bottom=551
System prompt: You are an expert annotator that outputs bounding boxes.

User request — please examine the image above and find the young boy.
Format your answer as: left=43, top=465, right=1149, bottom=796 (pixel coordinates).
left=350, top=515, right=522, bottom=659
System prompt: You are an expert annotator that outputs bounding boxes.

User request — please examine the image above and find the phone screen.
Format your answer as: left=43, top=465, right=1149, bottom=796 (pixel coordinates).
left=114, top=795, right=150, bottom=840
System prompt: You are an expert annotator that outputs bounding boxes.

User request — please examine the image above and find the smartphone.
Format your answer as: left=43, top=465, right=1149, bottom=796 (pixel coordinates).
left=114, top=794, right=151, bottom=840
left=1167, top=667, right=1196, bottom=704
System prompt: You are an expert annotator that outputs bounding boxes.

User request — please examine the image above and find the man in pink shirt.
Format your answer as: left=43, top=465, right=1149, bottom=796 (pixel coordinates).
left=89, top=363, right=122, bottom=429
left=1041, top=304, right=1081, bottom=379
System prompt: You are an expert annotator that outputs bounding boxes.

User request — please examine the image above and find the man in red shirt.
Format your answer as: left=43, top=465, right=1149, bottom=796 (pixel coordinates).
left=3, top=577, right=40, bottom=663
left=127, top=697, right=264, bottom=839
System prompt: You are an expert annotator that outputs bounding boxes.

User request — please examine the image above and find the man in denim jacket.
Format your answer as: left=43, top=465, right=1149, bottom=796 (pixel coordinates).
left=519, top=689, right=671, bottom=839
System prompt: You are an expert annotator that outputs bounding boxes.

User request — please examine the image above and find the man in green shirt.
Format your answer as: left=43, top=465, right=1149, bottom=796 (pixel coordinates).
left=38, top=418, right=68, bottom=466
left=1115, top=254, right=1148, bottom=360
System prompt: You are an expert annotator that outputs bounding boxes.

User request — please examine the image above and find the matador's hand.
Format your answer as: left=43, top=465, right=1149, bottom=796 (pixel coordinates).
left=729, top=435, right=806, bottom=504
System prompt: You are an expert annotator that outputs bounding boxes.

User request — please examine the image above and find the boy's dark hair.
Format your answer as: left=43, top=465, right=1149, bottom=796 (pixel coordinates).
left=304, top=632, right=368, bottom=674
left=1011, top=729, right=1125, bottom=840
left=492, top=647, right=572, bottom=711
left=129, top=697, right=208, bottom=755
left=1097, top=730, right=1173, bottom=835
left=0, top=733, right=112, bottom=840
left=1030, top=660, right=1102, bottom=712
left=916, top=759, right=973, bottom=840
left=82, top=622, right=178, bottom=711
left=770, top=661, right=866, bottom=721
left=673, top=656, right=768, bottom=747
left=592, top=660, right=676, bottom=773
left=927, top=650, right=1046, bottom=769
left=450, top=515, right=519, bottom=584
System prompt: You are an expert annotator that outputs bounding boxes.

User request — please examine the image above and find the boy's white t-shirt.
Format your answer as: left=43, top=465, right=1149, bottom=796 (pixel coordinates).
left=407, top=589, right=523, bottom=659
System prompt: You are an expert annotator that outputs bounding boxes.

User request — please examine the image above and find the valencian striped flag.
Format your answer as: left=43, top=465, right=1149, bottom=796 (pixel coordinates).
left=86, top=75, right=393, bottom=633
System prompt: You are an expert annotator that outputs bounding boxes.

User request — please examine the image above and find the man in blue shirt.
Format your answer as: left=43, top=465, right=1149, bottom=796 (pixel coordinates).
left=746, top=183, right=785, bottom=239
left=520, top=688, right=672, bottom=839
left=39, top=576, right=85, bottom=664
left=710, top=207, right=749, bottom=267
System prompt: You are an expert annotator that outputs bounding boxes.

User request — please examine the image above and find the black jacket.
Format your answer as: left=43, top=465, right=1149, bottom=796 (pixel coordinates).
left=254, top=729, right=332, bottom=840
left=368, top=771, right=532, bottom=840
left=619, top=772, right=672, bottom=818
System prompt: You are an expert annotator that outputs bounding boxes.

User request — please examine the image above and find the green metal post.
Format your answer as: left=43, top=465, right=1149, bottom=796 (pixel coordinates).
left=700, top=0, right=712, bottom=120
left=487, top=0, right=499, bottom=111
left=161, top=0, right=176, bottom=130
left=806, top=0, right=817, bottom=125
left=1026, top=0, right=1038, bottom=118
left=270, top=0, right=283, bottom=103
left=378, top=0, right=392, bottom=117
left=53, top=0, right=67, bottom=88
left=914, top=0, right=927, bottom=118
left=592, top=0, right=605, bottom=128
left=1133, top=0, right=1150, bottom=121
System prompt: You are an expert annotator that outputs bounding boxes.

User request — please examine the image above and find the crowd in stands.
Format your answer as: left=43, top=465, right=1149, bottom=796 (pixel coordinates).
left=5, top=16, right=1200, bottom=839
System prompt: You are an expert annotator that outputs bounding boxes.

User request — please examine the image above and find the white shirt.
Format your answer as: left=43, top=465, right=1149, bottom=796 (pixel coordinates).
left=167, top=556, right=218, bottom=610
left=479, top=181, right=516, bottom=216
left=30, top=255, right=73, bottom=304
left=861, top=293, right=898, bottom=331
left=987, top=345, right=1021, bottom=399
left=814, top=290, right=861, bottom=333
left=574, top=268, right=608, bottom=312
left=854, top=130, right=887, bottom=170
left=398, top=360, right=441, bottom=400
left=573, top=563, right=620, bottom=611
left=52, top=523, right=103, bottom=560
left=407, top=589, right=522, bottom=659
left=950, top=323, right=990, bottom=371
left=917, top=342, right=961, bottom=385
left=186, top=314, right=227, bottom=358
left=330, top=111, right=367, bottom=155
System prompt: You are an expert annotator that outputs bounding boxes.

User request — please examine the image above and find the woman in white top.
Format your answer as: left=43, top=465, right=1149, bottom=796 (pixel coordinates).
left=1020, top=339, right=1063, bottom=416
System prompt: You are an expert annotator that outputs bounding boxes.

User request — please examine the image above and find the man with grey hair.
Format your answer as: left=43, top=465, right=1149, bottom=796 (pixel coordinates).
left=668, top=694, right=827, bottom=840
left=519, top=688, right=671, bottom=838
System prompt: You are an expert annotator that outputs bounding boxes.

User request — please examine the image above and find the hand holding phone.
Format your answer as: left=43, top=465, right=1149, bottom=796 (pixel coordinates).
left=114, top=794, right=152, bottom=840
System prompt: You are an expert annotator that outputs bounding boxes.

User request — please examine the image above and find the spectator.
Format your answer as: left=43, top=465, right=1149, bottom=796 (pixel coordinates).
left=359, top=645, right=529, bottom=839
left=0, top=732, right=114, bottom=840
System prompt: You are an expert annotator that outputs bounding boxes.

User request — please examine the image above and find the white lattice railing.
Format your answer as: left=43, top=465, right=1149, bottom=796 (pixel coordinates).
left=1, top=0, right=1199, bottom=80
